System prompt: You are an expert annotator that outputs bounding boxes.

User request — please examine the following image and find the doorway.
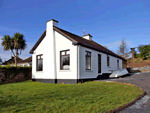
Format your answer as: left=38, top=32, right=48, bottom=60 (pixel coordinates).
left=98, top=54, right=101, bottom=73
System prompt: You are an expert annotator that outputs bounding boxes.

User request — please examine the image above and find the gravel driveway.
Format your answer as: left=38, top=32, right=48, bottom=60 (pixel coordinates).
left=99, top=72, right=150, bottom=113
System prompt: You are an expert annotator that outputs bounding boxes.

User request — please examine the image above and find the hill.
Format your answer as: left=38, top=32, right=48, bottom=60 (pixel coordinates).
left=127, top=58, right=150, bottom=68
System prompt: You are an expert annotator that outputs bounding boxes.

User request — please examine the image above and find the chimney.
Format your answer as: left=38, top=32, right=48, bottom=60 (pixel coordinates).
left=46, top=19, right=58, bottom=27
left=82, top=34, right=92, bottom=40
left=44, top=19, right=58, bottom=79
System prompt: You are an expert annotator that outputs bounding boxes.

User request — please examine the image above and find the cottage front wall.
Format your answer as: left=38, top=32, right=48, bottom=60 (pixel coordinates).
left=32, top=35, right=45, bottom=79
left=32, top=30, right=78, bottom=82
left=79, top=46, right=122, bottom=79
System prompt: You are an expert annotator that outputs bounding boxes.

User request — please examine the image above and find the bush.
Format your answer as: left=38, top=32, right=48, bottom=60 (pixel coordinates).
left=135, top=60, right=141, bottom=63
left=0, top=65, right=32, bottom=82
left=127, top=58, right=131, bottom=62
left=135, top=54, right=141, bottom=58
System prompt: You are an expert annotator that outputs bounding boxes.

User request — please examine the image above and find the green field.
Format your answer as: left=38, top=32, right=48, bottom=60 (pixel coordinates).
left=0, top=80, right=143, bottom=113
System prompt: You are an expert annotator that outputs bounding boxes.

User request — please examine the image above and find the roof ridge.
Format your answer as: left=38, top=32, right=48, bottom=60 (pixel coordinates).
left=53, top=26, right=94, bottom=42
left=18, top=56, right=32, bottom=63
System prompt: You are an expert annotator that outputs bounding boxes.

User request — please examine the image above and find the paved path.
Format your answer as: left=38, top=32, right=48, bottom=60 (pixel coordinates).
left=99, top=72, right=150, bottom=113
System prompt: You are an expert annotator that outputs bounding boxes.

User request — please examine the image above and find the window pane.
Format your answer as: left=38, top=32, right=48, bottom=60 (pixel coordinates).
left=66, top=51, right=70, bottom=54
left=41, top=55, right=43, bottom=59
left=88, top=52, right=91, bottom=56
left=61, top=51, right=65, bottom=55
left=86, top=57, right=91, bottom=69
left=61, top=55, right=70, bottom=70
left=85, top=51, right=88, bottom=56
left=37, top=59, right=43, bottom=71
left=38, top=56, right=40, bottom=59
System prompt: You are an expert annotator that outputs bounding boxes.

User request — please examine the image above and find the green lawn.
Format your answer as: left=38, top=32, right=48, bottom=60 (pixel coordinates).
left=0, top=80, right=143, bottom=113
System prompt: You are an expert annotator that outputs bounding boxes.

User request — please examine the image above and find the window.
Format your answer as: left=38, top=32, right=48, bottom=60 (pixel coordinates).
left=117, top=59, right=119, bottom=68
left=36, top=54, right=43, bottom=71
left=107, top=55, right=110, bottom=67
left=85, top=51, right=91, bottom=70
left=60, top=49, right=70, bottom=70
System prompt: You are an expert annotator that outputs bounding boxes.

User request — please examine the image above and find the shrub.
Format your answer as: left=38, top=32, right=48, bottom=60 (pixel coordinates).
left=0, top=66, right=32, bottom=82
left=147, top=58, right=150, bottom=60
left=127, top=58, right=131, bottom=62
left=135, top=60, right=141, bottom=63
left=135, top=54, right=141, bottom=58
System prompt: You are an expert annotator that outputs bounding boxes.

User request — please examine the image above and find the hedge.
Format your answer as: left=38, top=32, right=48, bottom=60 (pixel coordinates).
left=0, top=65, right=32, bottom=82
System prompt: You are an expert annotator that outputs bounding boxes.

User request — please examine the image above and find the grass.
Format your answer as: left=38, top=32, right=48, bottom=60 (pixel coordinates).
left=0, top=80, right=144, bottom=113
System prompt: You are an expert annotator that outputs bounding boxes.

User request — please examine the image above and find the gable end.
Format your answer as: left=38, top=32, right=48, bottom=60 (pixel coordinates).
left=30, top=30, right=46, bottom=54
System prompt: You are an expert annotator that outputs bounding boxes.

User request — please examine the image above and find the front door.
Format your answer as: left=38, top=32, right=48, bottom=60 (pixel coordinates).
left=98, top=54, right=101, bottom=73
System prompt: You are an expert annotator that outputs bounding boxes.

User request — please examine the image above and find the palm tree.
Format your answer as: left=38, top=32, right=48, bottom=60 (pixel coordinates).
left=1, top=34, right=15, bottom=56
left=1, top=33, right=27, bottom=66
left=12, top=33, right=26, bottom=66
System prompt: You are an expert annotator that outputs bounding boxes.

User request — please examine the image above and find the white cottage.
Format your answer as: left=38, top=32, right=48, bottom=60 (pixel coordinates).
left=30, top=19, right=127, bottom=84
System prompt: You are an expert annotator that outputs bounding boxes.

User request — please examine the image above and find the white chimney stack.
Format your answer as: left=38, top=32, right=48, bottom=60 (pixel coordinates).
left=46, top=19, right=58, bottom=27
left=82, top=34, right=92, bottom=40
left=44, top=19, right=58, bottom=79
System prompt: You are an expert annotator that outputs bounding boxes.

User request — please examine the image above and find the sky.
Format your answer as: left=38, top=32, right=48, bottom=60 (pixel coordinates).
left=0, top=0, right=150, bottom=61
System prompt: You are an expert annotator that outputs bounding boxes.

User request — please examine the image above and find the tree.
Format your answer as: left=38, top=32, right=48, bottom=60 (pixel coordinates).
left=138, top=44, right=150, bottom=60
left=117, top=38, right=129, bottom=59
left=130, top=48, right=137, bottom=60
left=1, top=33, right=27, bottom=66
left=138, top=44, right=144, bottom=53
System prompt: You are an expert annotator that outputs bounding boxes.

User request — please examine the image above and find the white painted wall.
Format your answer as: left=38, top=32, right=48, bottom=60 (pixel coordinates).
left=32, top=35, right=45, bottom=79
left=33, top=20, right=59, bottom=80
left=43, top=20, right=56, bottom=79
left=55, top=31, right=78, bottom=79
left=79, top=46, right=122, bottom=79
